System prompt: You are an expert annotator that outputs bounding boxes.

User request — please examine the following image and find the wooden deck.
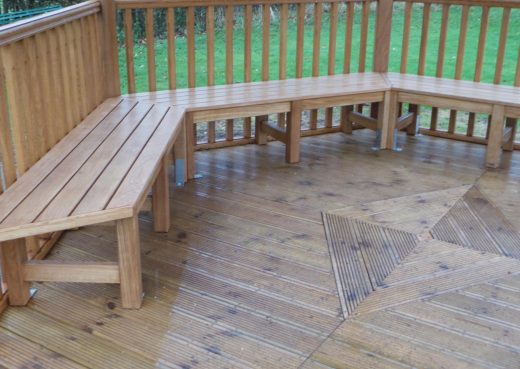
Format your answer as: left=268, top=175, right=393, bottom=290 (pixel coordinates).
left=1, top=131, right=520, bottom=369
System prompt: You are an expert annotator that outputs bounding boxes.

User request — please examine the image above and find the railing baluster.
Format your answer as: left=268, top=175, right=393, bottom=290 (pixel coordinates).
left=494, top=7, right=510, bottom=85
left=243, top=4, right=252, bottom=139
left=430, top=4, right=450, bottom=131
left=311, top=3, right=322, bottom=130
left=325, top=2, right=338, bottom=128
left=448, top=5, right=469, bottom=134
left=124, top=9, right=135, bottom=93
left=296, top=3, right=305, bottom=79
left=340, top=1, right=354, bottom=132
left=262, top=4, right=270, bottom=82
left=467, top=5, right=489, bottom=137
left=225, top=5, right=234, bottom=141
left=167, top=8, right=176, bottom=90
left=359, top=0, right=369, bottom=73
left=278, top=3, right=288, bottom=128
left=145, top=8, right=156, bottom=91
left=400, top=2, right=412, bottom=74
left=207, top=6, right=216, bottom=143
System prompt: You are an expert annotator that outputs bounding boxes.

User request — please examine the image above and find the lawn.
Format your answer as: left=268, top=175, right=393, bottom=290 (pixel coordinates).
left=118, top=3, right=520, bottom=140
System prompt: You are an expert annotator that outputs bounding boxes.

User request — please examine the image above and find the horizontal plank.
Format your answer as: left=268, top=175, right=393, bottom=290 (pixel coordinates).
left=400, top=0, right=520, bottom=8
left=397, top=92, right=494, bottom=115
left=0, top=0, right=100, bottom=46
left=193, top=102, right=290, bottom=123
left=23, top=261, right=120, bottom=283
left=300, top=92, right=384, bottom=110
left=419, top=128, right=488, bottom=145
left=506, top=106, right=520, bottom=119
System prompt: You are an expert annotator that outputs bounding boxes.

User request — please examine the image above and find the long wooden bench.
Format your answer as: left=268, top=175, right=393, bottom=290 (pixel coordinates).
left=383, top=73, right=520, bottom=168
left=0, top=98, right=185, bottom=309
left=128, top=72, right=391, bottom=178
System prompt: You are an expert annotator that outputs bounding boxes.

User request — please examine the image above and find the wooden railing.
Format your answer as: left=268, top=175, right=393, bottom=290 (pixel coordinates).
left=114, top=0, right=519, bottom=151
left=0, top=0, right=109, bottom=300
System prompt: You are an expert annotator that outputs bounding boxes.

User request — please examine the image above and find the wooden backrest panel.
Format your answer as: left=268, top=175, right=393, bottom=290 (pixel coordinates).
left=0, top=5, right=105, bottom=193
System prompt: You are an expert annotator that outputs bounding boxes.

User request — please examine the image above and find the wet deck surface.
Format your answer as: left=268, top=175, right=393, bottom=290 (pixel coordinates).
left=1, top=130, right=519, bottom=369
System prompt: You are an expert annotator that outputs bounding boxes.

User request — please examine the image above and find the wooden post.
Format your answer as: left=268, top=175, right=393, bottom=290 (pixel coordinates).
left=255, top=115, right=268, bottom=145
left=116, top=216, right=142, bottom=309
left=184, top=113, right=196, bottom=180
left=486, top=105, right=505, bottom=168
left=380, top=91, right=398, bottom=150
left=286, top=102, right=302, bottom=163
left=373, top=0, right=393, bottom=73
left=152, top=156, right=170, bottom=233
left=340, top=105, right=354, bottom=134
left=100, top=0, right=121, bottom=98
left=1, top=239, right=31, bottom=305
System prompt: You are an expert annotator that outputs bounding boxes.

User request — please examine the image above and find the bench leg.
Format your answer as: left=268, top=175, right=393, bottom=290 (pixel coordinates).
left=152, top=157, right=170, bottom=233
left=286, top=102, right=302, bottom=163
left=184, top=112, right=196, bottom=180
left=340, top=106, right=353, bottom=134
left=486, top=105, right=505, bottom=168
left=503, top=118, right=517, bottom=152
left=406, top=104, right=419, bottom=136
left=1, top=239, right=31, bottom=306
left=255, top=115, right=268, bottom=145
left=173, top=120, right=187, bottom=187
left=116, top=216, right=143, bottom=309
left=379, top=91, right=398, bottom=150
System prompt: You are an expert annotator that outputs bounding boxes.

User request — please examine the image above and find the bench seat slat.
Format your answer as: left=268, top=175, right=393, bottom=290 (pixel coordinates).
left=0, top=100, right=141, bottom=229
left=108, top=107, right=185, bottom=211
left=73, top=104, right=170, bottom=215
left=0, top=98, right=123, bottom=223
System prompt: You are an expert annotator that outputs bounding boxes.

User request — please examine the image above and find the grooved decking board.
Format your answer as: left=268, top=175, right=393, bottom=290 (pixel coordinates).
left=432, top=187, right=520, bottom=258
left=303, top=241, right=520, bottom=369
left=323, top=215, right=418, bottom=317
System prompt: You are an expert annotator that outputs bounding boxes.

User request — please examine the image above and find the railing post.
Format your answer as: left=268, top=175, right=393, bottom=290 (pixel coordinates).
left=373, top=0, right=393, bottom=73
left=100, top=0, right=121, bottom=97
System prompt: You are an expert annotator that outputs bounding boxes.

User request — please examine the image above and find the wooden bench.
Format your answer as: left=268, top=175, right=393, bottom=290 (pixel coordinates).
left=0, top=98, right=185, bottom=309
left=128, top=72, right=391, bottom=178
left=383, top=73, right=520, bottom=167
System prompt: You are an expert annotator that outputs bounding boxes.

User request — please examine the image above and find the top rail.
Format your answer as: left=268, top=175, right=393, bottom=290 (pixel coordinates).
left=114, top=0, right=520, bottom=7
left=0, top=0, right=100, bottom=46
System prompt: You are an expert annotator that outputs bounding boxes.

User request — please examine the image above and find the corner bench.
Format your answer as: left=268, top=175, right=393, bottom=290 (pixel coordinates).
left=127, top=72, right=390, bottom=178
left=0, top=98, right=185, bottom=309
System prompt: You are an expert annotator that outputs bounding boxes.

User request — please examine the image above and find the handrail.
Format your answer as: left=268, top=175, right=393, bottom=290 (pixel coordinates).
left=114, top=0, right=520, bottom=7
left=0, top=0, right=100, bottom=46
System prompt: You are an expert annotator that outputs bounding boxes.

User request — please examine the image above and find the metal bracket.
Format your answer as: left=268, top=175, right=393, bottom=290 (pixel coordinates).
left=372, top=130, right=382, bottom=151
left=175, top=159, right=185, bottom=187
left=392, top=129, right=403, bottom=152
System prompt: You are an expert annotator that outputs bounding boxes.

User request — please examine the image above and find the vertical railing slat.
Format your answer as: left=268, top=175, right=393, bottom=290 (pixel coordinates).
left=430, top=3, right=450, bottom=131
left=448, top=5, right=469, bottom=134
left=325, top=2, right=338, bottom=128
left=243, top=4, right=252, bottom=139
left=295, top=3, right=305, bottom=79
left=467, top=5, right=489, bottom=137
left=207, top=6, right=216, bottom=143
left=278, top=3, right=288, bottom=128
left=494, top=7, right=511, bottom=84
left=146, top=8, right=156, bottom=91
left=359, top=0, right=369, bottom=73
left=340, top=2, right=355, bottom=131
left=262, top=4, right=270, bottom=82
left=225, top=5, right=234, bottom=141
left=400, top=2, right=412, bottom=74
left=124, top=9, right=135, bottom=93
left=310, top=3, right=322, bottom=130
left=167, top=8, right=176, bottom=90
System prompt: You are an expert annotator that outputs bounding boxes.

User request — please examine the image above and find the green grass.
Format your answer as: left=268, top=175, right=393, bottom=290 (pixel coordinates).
left=118, top=4, right=520, bottom=139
